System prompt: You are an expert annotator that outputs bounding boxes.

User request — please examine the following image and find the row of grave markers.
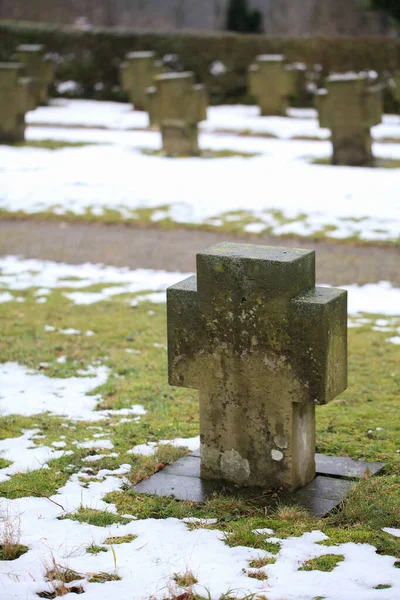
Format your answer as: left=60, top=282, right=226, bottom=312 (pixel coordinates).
left=1, top=45, right=399, bottom=167
left=121, top=51, right=400, bottom=165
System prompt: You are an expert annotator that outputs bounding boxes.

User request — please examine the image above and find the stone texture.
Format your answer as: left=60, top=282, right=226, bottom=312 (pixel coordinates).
left=167, top=243, right=347, bottom=492
left=147, top=72, right=207, bottom=155
left=248, top=55, right=296, bottom=116
left=120, top=51, right=163, bottom=111
left=316, top=74, right=383, bottom=167
left=0, top=63, right=31, bottom=143
left=14, top=44, right=55, bottom=107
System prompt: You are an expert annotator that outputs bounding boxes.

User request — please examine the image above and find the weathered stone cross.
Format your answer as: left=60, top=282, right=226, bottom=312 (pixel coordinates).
left=147, top=72, right=207, bottom=156
left=316, top=73, right=382, bottom=167
left=14, top=44, right=55, bottom=107
left=120, top=51, right=163, bottom=111
left=248, top=54, right=296, bottom=116
left=0, top=63, right=31, bottom=143
left=167, top=243, right=347, bottom=492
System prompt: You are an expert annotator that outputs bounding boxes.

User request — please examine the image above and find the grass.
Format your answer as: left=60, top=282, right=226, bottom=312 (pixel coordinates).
left=61, top=508, right=131, bottom=527
left=139, top=148, right=259, bottom=159
left=0, top=543, right=28, bottom=560
left=1, top=277, right=400, bottom=573
left=299, top=554, right=344, bottom=572
left=13, top=140, right=98, bottom=151
left=103, top=534, right=137, bottom=544
left=173, top=571, right=198, bottom=587
left=312, top=157, right=400, bottom=169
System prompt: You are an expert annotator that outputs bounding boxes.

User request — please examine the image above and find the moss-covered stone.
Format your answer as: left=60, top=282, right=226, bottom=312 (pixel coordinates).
left=147, top=72, right=207, bottom=156
left=316, top=73, right=383, bottom=167
left=119, top=51, right=163, bottom=111
left=0, top=62, right=31, bottom=142
left=14, top=44, right=55, bottom=106
left=167, top=243, right=347, bottom=492
left=248, top=55, right=297, bottom=116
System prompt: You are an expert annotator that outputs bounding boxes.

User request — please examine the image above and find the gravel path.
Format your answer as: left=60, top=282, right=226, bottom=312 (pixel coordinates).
left=1, top=219, right=399, bottom=286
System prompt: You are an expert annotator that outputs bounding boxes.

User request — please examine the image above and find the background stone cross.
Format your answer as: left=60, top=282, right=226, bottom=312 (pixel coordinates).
left=0, top=63, right=31, bottom=143
left=316, top=73, right=382, bottom=167
left=248, top=54, right=295, bottom=116
left=146, top=71, right=207, bottom=155
left=14, top=44, right=55, bottom=107
left=167, top=243, right=347, bottom=492
left=119, top=51, right=163, bottom=111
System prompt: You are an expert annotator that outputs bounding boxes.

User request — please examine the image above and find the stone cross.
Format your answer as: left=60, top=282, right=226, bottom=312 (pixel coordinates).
left=120, top=51, right=163, bottom=111
left=167, top=243, right=347, bottom=492
left=248, top=55, right=296, bottom=116
left=0, top=63, right=31, bottom=143
left=316, top=74, right=382, bottom=167
left=14, top=44, right=55, bottom=107
left=146, top=72, right=207, bottom=156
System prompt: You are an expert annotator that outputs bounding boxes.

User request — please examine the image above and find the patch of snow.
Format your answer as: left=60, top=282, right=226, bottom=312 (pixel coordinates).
left=387, top=336, right=400, bottom=345
left=0, top=362, right=109, bottom=420
left=383, top=528, right=400, bottom=538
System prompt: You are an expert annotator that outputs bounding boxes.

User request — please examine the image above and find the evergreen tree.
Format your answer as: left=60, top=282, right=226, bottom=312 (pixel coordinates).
left=369, top=0, right=400, bottom=25
left=226, top=0, right=263, bottom=33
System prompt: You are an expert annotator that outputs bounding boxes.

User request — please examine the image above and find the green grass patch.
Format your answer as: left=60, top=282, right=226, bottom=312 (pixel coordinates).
left=0, top=458, right=12, bottom=469
left=139, top=148, right=259, bottom=159
left=299, top=554, right=344, bottom=572
left=312, top=157, right=400, bottom=169
left=87, top=572, right=121, bottom=583
left=61, top=508, right=131, bottom=527
left=104, top=534, right=137, bottom=545
left=0, top=543, right=29, bottom=560
left=13, top=140, right=98, bottom=151
left=86, top=544, right=108, bottom=555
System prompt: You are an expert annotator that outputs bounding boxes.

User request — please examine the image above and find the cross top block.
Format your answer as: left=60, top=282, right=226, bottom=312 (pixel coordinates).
left=167, top=243, right=347, bottom=491
left=248, top=54, right=295, bottom=116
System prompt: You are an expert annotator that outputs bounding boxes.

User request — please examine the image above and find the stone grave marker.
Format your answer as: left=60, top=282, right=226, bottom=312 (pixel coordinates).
left=0, top=63, right=31, bottom=142
left=120, top=51, right=163, bottom=111
left=393, top=73, right=400, bottom=106
left=248, top=54, right=297, bottom=116
left=167, top=243, right=347, bottom=492
left=146, top=72, right=207, bottom=156
left=316, top=73, right=383, bottom=167
left=14, top=44, right=55, bottom=107
left=134, top=243, right=384, bottom=516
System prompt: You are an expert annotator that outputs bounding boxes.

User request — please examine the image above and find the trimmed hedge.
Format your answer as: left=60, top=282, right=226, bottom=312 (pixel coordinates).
left=1, top=20, right=400, bottom=106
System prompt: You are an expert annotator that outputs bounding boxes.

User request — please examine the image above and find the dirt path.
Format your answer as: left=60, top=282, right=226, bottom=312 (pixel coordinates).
left=0, top=219, right=399, bottom=286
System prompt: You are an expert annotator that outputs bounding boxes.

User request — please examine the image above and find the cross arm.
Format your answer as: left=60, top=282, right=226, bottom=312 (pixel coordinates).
left=167, top=276, right=201, bottom=390
left=364, top=85, right=383, bottom=128
left=290, top=287, right=347, bottom=405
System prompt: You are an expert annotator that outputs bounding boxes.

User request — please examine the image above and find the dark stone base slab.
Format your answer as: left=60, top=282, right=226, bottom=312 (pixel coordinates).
left=133, top=451, right=384, bottom=518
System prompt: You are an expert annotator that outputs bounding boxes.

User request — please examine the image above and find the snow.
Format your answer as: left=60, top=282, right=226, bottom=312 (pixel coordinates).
left=0, top=99, right=394, bottom=241
left=0, top=255, right=190, bottom=305
left=2, top=128, right=400, bottom=241
left=25, top=99, right=400, bottom=142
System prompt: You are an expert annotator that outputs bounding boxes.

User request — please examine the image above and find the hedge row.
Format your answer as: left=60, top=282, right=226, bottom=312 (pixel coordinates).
left=1, top=20, right=400, bottom=106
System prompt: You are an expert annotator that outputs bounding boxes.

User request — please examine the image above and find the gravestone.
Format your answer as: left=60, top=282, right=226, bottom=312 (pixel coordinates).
left=316, top=74, right=383, bottom=167
left=120, top=51, right=163, bottom=111
left=0, top=63, right=31, bottom=142
left=146, top=72, right=207, bottom=156
left=14, top=44, right=55, bottom=107
left=248, top=55, right=296, bottom=116
left=167, top=243, right=347, bottom=492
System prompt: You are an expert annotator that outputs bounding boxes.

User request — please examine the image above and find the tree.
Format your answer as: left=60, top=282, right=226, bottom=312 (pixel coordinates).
left=226, top=0, right=263, bottom=33
left=369, top=0, right=400, bottom=25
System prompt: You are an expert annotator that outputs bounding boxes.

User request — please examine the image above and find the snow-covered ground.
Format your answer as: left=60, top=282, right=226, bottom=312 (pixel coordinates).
left=1, top=258, right=400, bottom=599
left=26, top=100, right=400, bottom=142
left=1, top=125, right=399, bottom=241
